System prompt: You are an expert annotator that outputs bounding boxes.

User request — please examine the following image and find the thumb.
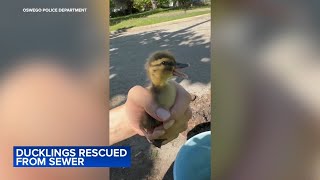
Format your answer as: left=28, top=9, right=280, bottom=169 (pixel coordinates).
left=128, top=86, right=171, bottom=122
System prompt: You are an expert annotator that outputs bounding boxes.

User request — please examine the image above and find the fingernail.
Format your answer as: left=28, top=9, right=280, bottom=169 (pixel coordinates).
left=164, top=120, right=175, bottom=129
left=153, top=130, right=165, bottom=137
left=156, top=108, right=170, bottom=121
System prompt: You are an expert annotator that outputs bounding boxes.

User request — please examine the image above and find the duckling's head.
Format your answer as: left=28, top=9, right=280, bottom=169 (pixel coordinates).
left=145, top=51, right=189, bottom=87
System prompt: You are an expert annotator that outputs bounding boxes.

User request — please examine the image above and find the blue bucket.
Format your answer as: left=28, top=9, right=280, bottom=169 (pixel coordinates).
left=174, top=131, right=211, bottom=180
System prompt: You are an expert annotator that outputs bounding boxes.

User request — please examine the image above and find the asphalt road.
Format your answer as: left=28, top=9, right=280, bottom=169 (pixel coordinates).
left=110, top=14, right=211, bottom=108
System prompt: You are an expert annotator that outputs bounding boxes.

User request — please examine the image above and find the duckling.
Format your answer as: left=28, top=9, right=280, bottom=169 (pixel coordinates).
left=143, top=50, right=189, bottom=148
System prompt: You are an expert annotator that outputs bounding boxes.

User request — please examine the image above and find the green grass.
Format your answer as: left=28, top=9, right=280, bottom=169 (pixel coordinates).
left=110, top=7, right=210, bottom=31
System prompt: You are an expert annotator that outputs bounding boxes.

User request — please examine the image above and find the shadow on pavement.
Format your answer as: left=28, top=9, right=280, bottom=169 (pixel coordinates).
left=110, top=19, right=211, bottom=107
left=111, top=135, right=154, bottom=180
left=163, top=162, right=175, bottom=180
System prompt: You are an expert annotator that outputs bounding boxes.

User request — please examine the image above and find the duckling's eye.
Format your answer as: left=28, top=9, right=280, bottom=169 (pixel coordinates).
left=161, top=61, right=167, bottom=65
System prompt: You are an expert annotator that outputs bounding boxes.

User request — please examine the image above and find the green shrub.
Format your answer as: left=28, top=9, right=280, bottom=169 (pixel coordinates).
left=158, top=0, right=170, bottom=7
left=178, top=0, right=192, bottom=9
left=110, top=0, right=115, bottom=13
left=133, top=0, right=152, bottom=12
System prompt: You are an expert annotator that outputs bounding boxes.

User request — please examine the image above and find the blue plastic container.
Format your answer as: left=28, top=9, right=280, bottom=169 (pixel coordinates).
left=174, top=131, right=211, bottom=180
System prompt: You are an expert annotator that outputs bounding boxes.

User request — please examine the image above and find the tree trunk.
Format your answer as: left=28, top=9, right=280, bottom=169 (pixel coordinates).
left=127, top=0, right=134, bottom=14
left=173, top=0, right=179, bottom=7
left=151, top=0, right=158, bottom=9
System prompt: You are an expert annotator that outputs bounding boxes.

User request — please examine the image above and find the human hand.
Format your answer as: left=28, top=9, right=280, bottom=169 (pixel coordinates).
left=124, top=81, right=192, bottom=144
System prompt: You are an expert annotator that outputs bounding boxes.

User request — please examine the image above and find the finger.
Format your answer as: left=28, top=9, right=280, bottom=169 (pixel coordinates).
left=146, top=129, right=166, bottom=140
left=163, top=119, right=175, bottom=130
left=130, top=121, right=147, bottom=136
left=174, top=112, right=190, bottom=134
left=128, top=86, right=171, bottom=122
left=179, top=123, right=188, bottom=133
left=162, top=133, right=179, bottom=145
left=135, top=125, right=147, bottom=136
left=180, top=112, right=190, bottom=133
left=184, top=107, right=192, bottom=120
left=153, top=125, right=165, bottom=132
left=161, top=109, right=190, bottom=134
left=151, top=119, right=175, bottom=132
left=137, top=127, right=151, bottom=143
left=170, top=82, right=191, bottom=119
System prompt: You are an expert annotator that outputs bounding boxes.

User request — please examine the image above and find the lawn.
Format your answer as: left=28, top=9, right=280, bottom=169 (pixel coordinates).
left=110, top=6, right=210, bottom=31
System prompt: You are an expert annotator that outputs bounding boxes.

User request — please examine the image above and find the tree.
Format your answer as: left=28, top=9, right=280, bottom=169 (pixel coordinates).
left=112, top=0, right=135, bottom=14
left=178, top=0, right=192, bottom=12
left=133, top=0, right=152, bottom=11
left=150, top=0, right=158, bottom=9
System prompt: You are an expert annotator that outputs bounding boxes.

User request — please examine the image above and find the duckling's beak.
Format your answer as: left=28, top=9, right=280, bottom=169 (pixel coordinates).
left=173, top=62, right=189, bottom=78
